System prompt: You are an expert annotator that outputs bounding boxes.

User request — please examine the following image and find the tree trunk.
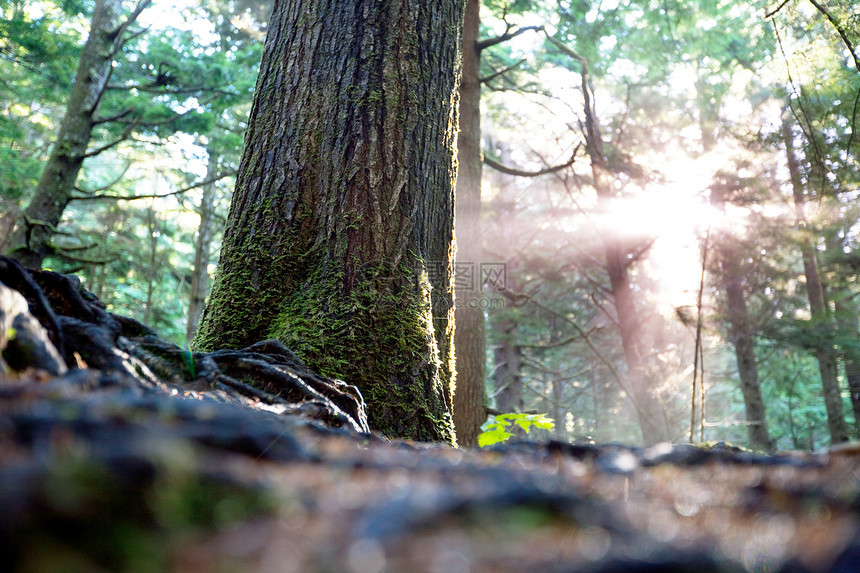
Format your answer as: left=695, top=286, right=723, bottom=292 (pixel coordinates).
left=452, top=0, right=487, bottom=447
left=782, top=114, right=849, bottom=445
left=834, top=298, right=860, bottom=436
left=721, top=251, right=772, bottom=450
left=194, top=0, right=465, bottom=443
left=824, top=232, right=860, bottom=436
left=143, top=204, right=158, bottom=327
left=6, top=0, right=128, bottom=268
left=575, top=56, right=669, bottom=443
left=551, top=374, right=565, bottom=439
left=187, top=149, right=219, bottom=343
left=493, top=315, right=523, bottom=414
left=548, top=315, right=565, bottom=439
left=711, top=186, right=772, bottom=451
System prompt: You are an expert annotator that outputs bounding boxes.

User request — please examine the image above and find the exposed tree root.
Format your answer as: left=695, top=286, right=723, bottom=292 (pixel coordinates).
left=0, top=255, right=370, bottom=434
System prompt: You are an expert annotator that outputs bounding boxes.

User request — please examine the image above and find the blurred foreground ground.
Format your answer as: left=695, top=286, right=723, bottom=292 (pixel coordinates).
left=1, top=376, right=859, bottom=573
left=1, top=256, right=859, bottom=572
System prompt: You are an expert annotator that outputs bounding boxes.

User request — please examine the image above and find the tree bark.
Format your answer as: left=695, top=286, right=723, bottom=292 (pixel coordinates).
left=194, top=0, right=465, bottom=443
left=782, top=114, right=849, bottom=445
left=452, top=0, right=487, bottom=447
left=6, top=0, right=131, bottom=268
left=711, top=186, right=772, bottom=451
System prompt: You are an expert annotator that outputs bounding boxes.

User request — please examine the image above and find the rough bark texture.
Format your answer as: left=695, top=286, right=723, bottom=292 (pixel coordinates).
left=6, top=0, right=126, bottom=268
left=194, top=0, right=465, bottom=442
left=782, top=116, right=849, bottom=445
left=452, top=0, right=487, bottom=447
left=712, top=186, right=772, bottom=451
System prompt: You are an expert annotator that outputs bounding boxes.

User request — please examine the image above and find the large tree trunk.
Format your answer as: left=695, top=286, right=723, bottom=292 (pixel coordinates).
left=711, top=186, right=772, bottom=451
left=6, top=0, right=130, bottom=268
left=452, top=0, right=487, bottom=447
left=194, top=0, right=465, bottom=443
left=782, top=114, right=849, bottom=445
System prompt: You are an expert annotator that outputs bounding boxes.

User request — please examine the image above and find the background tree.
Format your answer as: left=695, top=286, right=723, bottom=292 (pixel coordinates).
left=5, top=0, right=148, bottom=267
left=711, top=177, right=772, bottom=451
left=452, top=0, right=545, bottom=446
left=0, top=0, right=84, bottom=244
left=782, top=113, right=849, bottom=443
left=4, top=0, right=249, bottom=270
left=0, top=0, right=263, bottom=342
left=453, top=0, right=487, bottom=446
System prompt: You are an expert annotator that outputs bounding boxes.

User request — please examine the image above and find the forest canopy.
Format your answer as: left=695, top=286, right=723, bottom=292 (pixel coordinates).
left=2, top=0, right=859, bottom=450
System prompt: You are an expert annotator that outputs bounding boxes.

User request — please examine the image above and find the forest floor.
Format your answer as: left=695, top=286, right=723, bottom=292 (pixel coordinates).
left=1, top=255, right=860, bottom=573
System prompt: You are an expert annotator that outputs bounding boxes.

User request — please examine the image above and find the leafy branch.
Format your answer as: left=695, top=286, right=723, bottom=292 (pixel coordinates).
left=478, top=413, right=555, bottom=447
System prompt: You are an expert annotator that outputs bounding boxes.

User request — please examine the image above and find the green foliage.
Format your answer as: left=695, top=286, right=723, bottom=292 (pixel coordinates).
left=0, top=0, right=83, bottom=200
left=1, top=0, right=262, bottom=343
left=483, top=0, right=536, bottom=15
left=478, top=413, right=555, bottom=447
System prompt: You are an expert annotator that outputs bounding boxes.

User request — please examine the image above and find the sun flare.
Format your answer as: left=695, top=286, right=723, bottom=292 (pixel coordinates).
left=600, top=149, right=739, bottom=315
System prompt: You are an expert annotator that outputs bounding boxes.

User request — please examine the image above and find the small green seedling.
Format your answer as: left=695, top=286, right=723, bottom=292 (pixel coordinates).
left=181, top=346, right=195, bottom=379
left=478, top=413, right=555, bottom=447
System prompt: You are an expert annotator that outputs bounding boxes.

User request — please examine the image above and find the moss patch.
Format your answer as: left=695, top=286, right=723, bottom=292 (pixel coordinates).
left=269, top=260, right=454, bottom=443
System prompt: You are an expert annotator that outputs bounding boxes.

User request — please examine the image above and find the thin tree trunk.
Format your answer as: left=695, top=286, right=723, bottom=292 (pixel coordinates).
left=548, top=315, right=565, bottom=439
left=823, top=234, right=860, bottom=436
left=710, top=186, right=772, bottom=451
left=6, top=0, right=139, bottom=268
left=591, top=362, right=601, bottom=440
left=452, top=0, right=487, bottom=447
left=723, top=278, right=773, bottom=449
left=144, top=204, right=157, bottom=327
left=493, top=316, right=523, bottom=414
left=782, top=114, right=849, bottom=444
left=551, top=374, right=565, bottom=439
left=834, top=300, right=860, bottom=435
left=195, top=0, right=465, bottom=442
left=187, top=150, right=219, bottom=343
left=571, top=50, right=669, bottom=443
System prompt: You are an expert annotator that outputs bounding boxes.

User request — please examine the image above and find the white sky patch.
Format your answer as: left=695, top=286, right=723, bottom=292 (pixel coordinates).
left=601, top=148, right=741, bottom=315
left=138, top=0, right=218, bottom=44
